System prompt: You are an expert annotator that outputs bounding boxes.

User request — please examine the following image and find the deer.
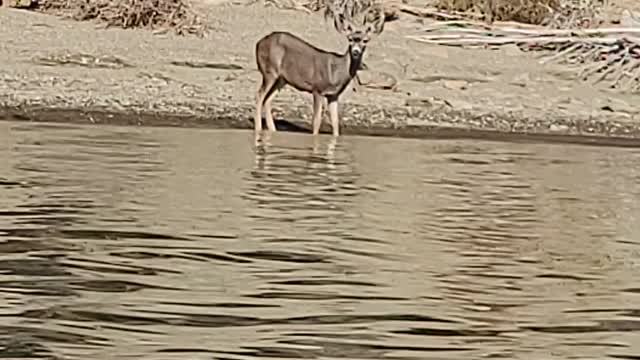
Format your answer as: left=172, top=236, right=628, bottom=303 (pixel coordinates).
left=253, top=7, right=385, bottom=137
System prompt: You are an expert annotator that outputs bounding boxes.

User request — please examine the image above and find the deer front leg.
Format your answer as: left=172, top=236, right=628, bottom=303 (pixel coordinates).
left=327, top=95, right=340, bottom=137
left=312, top=92, right=323, bottom=136
left=263, top=95, right=277, bottom=132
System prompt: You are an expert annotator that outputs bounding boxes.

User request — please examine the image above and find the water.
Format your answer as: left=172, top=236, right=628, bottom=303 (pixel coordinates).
left=1, top=120, right=639, bottom=360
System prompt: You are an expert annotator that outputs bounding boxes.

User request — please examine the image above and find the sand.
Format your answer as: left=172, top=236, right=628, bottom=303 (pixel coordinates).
left=0, top=0, right=639, bottom=144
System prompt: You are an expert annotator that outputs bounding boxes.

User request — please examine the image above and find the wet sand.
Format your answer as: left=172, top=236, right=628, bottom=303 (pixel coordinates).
left=1, top=1, right=639, bottom=144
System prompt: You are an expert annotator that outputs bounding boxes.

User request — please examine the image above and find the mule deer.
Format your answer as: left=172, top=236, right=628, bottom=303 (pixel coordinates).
left=254, top=11, right=384, bottom=137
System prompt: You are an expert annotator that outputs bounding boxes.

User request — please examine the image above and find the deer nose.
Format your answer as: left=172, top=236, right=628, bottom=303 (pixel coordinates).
left=351, top=47, right=362, bottom=57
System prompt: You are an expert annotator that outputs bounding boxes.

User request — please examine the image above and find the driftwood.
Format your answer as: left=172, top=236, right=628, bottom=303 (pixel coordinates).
left=407, top=20, right=640, bottom=92
left=546, top=39, right=640, bottom=91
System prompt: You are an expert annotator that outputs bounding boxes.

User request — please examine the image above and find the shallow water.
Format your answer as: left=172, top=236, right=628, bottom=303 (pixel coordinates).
left=1, top=120, right=639, bottom=360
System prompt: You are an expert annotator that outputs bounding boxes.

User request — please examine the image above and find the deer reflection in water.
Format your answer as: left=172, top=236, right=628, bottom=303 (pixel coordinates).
left=245, top=132, right=360, bottom=239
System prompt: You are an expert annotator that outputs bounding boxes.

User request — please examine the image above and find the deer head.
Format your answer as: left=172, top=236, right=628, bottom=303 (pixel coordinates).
left=328, top=1, right=385, bottom=59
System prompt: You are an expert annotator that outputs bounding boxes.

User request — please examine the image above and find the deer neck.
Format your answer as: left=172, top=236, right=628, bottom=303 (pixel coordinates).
left=330, top=48, right=362, bottom=88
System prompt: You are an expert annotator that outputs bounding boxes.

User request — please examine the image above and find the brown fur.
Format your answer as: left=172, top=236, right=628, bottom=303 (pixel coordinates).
left=254, top=17, right=382, bottom=136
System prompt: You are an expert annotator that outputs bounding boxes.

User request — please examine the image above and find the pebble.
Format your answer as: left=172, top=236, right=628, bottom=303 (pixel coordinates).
left=549, top=124, right=569, bottom=133
left=442, top=79, right=468, bottom=90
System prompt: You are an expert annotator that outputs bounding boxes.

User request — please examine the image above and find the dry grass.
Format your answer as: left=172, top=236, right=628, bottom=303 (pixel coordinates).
left=34, top=0, right=208, bottom=36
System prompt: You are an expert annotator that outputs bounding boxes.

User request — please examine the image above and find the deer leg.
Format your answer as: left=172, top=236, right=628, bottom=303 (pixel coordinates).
left=255, top=75, right=278, bottom=133
left=263, top=78, right=283, bottom=132
left=255, top=80, right=266, bottom=133
left=312, top=92, right=323, bottom=136
left=327, top=96, right=340, bottom=137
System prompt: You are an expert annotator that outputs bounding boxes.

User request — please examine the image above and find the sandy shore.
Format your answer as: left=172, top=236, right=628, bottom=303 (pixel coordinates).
left=1, top=1, right=639, bottom=144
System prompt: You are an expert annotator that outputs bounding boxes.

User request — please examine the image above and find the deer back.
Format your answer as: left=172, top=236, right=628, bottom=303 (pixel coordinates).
left=256, top=32, right=350, bottom=94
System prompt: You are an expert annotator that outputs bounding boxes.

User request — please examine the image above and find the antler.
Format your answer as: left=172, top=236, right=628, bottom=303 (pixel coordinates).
left=323, top=0, right=384, bottom=34
left=364, top=2, right=385, bottom=34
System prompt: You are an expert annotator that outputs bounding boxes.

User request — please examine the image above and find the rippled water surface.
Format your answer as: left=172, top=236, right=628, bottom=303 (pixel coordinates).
left=1, top=121, right=640, bottom=360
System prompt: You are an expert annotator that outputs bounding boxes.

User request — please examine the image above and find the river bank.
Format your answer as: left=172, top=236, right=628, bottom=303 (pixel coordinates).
left=1, top=1, right=640, bottom=145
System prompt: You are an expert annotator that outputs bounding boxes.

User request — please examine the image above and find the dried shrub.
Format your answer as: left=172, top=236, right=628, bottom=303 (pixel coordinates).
left=265, top=0, right=400, bottom=23
left=433, top=0, right=608, bottom=27
left=34, top=0, right=208, bottom=36
left=434, top=0, right=558, bottom=24
left=542, top=0, right=609, bottom=28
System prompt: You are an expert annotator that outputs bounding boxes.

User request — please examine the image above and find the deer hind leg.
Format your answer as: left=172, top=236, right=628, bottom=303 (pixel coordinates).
left=263, top=78, right=284, bottom=132
left=327, top=95, right=340, bottom=137
left=312, top=92, right=324, bottom=136
left=255, top=73, right=278, bottom=132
